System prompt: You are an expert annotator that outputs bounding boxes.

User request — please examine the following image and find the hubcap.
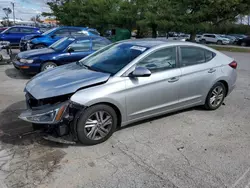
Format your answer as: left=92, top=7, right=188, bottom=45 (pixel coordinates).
left=44, top=64, right=56, bottom=70
left=210, top=86, right=224, bottom=107
left=84, top=111, right=113, bottom=140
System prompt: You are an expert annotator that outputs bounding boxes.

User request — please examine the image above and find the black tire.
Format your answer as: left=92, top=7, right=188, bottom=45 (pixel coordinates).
left=41, top=62, right=57, bottom=72
left=204, top=82, right=226, bottom=110
left=76, top=104, right=117, bottom=145
left=241, top=42, right=246, bottom=47
left=217, top=40, right=222, bottom=45
left=200, top=39, right=206, bottom=44
left=34, top=44, right=46, bottom=49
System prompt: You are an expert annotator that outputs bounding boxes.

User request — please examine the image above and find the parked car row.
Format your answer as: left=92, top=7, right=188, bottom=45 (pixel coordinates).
left=195, top=33, right=250, bottom=46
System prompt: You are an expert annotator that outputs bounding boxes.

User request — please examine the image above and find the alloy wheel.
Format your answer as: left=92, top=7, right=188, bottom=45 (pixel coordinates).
left=84, top=111, right=113, bottom=140
left=44, top=64, right=56, bottom=70
left=209, top=86, right=224, bottom=108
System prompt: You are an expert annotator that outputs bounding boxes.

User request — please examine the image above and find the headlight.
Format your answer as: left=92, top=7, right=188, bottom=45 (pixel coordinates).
left=20, top=58, right=34, bottom=64
left=19, top=103, right=68, bottom=124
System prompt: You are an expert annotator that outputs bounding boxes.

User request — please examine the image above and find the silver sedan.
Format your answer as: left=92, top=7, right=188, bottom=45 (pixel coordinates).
left=19, top=40, right=237, bottom=145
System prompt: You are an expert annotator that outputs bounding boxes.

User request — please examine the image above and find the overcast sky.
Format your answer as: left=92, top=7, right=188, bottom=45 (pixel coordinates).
left=0, top=0, right=51, bottom=20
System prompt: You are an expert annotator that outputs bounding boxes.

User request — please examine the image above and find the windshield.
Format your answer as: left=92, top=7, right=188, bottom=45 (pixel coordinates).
left=79, top=43, right=148, bottom=75
left=42, top=27, right=57, bottom=35
left=49, top=37, right=75, bottom=51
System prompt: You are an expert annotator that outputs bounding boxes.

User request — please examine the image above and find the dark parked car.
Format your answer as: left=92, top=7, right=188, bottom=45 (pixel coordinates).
left=236, top=37, right=250, bottom=46
left=0, top=26, right=40, bottom=45
left=20, top=26, right=99, bottom=51
left=13, top=36, right=111, bottom=74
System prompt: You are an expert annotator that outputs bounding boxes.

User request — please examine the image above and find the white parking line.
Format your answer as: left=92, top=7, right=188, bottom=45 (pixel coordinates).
left=230, top=167, right=250, bottom=188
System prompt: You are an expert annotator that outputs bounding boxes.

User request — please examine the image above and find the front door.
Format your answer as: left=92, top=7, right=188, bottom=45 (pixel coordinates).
left=58, top=39, right=92, bottom=64
left=125, top=47, right=181, bottom=121
left=178, top=46, right=218, bottom=106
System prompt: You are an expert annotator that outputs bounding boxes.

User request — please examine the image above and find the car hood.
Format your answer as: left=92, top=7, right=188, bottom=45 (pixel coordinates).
left=25, top=63, right=111, bottom=99
left=18, top=48, right=55, bottom=59
left=21, top=34, right=42, bottom=40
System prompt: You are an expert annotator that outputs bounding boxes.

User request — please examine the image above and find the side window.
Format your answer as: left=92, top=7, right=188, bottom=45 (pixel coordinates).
left=68, top=40, right=91, bottom=52
left=92, top=38, right=109, bottom=50
left=20, top=28, right=34, bottom=33
left=69, top=28, right=82, bottom=35
left=136, top=47, right=177, bottom=73
left=180, top=47, right=206, bottom=67
left=7, top=28, right=20, bottom=33
left=211, top=35, right=216, bottom=38
left=205, top=50, right=215, bottom=61
left=54, top=29, right=70, bottom=37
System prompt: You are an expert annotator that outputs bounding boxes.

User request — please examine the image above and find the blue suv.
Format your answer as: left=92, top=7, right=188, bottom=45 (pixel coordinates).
left=20, top=26, right=100, bottom=51
left=0, top=26, right=40, bottom=45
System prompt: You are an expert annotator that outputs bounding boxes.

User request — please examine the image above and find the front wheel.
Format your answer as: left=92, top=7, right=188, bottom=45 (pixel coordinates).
left=41, top=62, right=57, bottom=72
left=204, top=82, right=226, bottom=110
left=76, top=104, right=117, bottom=145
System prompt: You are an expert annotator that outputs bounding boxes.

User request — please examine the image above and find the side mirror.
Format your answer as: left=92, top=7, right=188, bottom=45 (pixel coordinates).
left=51, top=34, right=56, bottom=38
left=130, top=67, right=151, bottom=77
left=67, top=47, right=74, bottom=53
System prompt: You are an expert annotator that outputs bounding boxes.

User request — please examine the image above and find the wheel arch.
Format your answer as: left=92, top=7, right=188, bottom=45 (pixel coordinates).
left=88, top=102, right=122, bottom=129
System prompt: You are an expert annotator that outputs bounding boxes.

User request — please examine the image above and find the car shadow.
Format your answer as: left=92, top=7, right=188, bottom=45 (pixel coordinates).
left=0, top=100, right=65, bottom=148
left=0, top=100, right=209, bottom=148
left=5, top=68, right=32, bottom=80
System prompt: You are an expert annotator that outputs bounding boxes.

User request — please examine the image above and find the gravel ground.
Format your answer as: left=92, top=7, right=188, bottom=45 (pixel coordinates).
left=0, top=51, right=249, bottom=188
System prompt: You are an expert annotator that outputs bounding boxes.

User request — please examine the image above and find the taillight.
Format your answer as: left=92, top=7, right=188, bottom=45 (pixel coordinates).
left=229, top=61, right=237, bottom=69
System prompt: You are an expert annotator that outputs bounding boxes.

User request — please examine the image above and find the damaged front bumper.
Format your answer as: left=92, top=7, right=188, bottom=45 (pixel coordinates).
left=19, top=93, right=86, bottom=141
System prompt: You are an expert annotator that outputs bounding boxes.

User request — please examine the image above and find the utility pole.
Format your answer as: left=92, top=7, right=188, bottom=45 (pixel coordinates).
left=11, top=2, right=15, bottom=24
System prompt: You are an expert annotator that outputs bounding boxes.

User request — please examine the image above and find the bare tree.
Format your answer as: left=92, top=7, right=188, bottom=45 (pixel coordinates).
left=3, top=8, right=12, bottom=26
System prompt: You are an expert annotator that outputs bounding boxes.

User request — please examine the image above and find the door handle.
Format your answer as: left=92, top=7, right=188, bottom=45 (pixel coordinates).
left=168, top=77, right=179, bottom=83
left=208, top=68, right=216, bottom=73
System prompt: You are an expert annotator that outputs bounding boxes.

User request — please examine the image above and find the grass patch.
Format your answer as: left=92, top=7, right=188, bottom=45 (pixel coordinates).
left=209, top=45, right=250, bottom=53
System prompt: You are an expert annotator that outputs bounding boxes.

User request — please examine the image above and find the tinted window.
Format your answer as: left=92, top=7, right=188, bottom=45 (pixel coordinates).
left=180, top=47, right=206, bottom=67
left=79, top=43, right=148, bottom=75
left=89, top=30, right=100, bottom=35
left=69, top=40, right=91, bottom=52
left=205, top=50, right=215, bottom=61
left=69, top=28, right=82, bottom=35
left=20, top=28, right=34, bottom=33
left=54, top=29, right=70, bottom=37
left=92, top=38, right=109, bottom=50
left=49, top=37, right=75, bottom=51
left=137, top=47, right=176, bottom=73
left=7, top=28, right=20, bottom=33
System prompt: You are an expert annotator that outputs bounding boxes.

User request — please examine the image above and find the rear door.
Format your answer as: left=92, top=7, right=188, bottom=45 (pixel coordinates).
left=178, top=46, right=217, bottom=106
left=3, top=27, right=21, bottom=44
left=58, top=39, right=92, bottom=64
left=50, top=28, right=70, bottom=44
left=20, top=27, right=36, bottom=39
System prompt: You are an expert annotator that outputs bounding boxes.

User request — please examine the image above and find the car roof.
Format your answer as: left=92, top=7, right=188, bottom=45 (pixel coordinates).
left=57, top=26, right=88, bottom=30
left=70, top=36, right=110, bottom=41
left=118, top=39, right=200, bottom=48
left=119, top=39, right=168, bottom=48
left=11, top=26, right=38, bottom=29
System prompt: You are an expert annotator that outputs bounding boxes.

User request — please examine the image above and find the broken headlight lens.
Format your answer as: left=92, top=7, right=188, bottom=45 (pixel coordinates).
left=19, top=103, right=68, bottom=124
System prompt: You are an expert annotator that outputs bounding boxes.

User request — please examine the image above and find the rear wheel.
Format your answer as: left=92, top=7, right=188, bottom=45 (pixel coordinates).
left=217, top=40, right=222, bottom=45
left=41, top=62, right=57, bottom=72
left=76, top=104, right=117, bottom=145
left=200, top=39, right=206, bottom=44
left=241, top=42, right=247, bottom=47
left=204, top=82, right=226, bottom=110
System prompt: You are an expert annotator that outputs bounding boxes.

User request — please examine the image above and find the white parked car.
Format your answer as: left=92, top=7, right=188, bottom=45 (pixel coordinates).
left=200, top=34, right=230, bottom=45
